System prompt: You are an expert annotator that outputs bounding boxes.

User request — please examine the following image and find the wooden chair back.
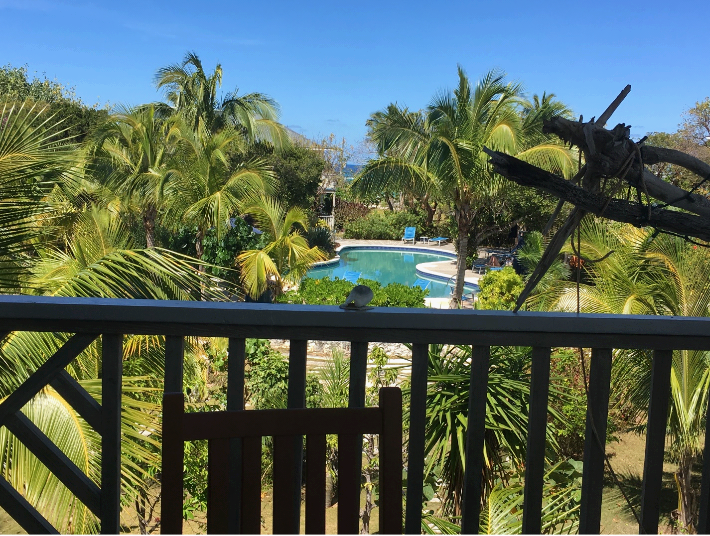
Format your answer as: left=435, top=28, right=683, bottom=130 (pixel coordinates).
left=161, top=387, right=402, bottom=534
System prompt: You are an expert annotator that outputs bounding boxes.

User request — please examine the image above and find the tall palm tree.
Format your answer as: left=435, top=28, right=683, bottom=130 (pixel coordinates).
left=0, top=99, right=78, bottom=290
left=91, top=104, right=177, bottom=247
left=154, top=51, right=288, bottom=147
left=237, top=196, right=327, bottom=299
left=163, top=120, right=276, bottom=262
left=553, top=220, right=710, bottom=531
left=354, top=68, right=574, bottom=305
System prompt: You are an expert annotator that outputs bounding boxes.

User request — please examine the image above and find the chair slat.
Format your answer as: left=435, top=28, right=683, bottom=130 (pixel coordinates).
left=207, top=438, right=230, bottom=534
left=522, top=347, right=551, bottom=534
left=241, top=436, right=263, bottom=534
left=405, top=343, right=428, bottom=534
left=461, top=345, right=490, bottom=534
left=338, top=433, right=361, bottom=534
left=379, top=387, right=403, bottom=535
left=305, top=434, right=327, bottom=534
left=273, top=435, right=297, bottom=534
left=161, top=393, right=185, bottom=535
left=640, top=349, right=673, bottom=534
left=101, top=333, right=123, bottom=534
left=579, top=348, right=613, bottom=534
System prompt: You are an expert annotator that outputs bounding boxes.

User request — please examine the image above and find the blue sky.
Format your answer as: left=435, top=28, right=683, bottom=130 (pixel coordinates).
left=2, top=0, right=708, bottom=162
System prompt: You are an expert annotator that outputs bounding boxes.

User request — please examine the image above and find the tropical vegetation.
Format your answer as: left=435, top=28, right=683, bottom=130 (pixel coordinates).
left=2, top=55, right=710, bottom=535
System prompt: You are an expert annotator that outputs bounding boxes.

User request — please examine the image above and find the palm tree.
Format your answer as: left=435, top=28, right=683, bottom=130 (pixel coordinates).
left=91, top=104, right=177, bottom=247
left=0, top=99, right=78, bottom=290
left=420, top=343, right=565, bottom=517
left=354, top=68, right=574, bottom=305
left=0, top=204, right=233, bottom=532
left=553, top=220, right=710, bottom=531
left=237, top=196, right=327, bottom=299
left=163, top=120, right=276, bottom=262
left=154, top=51, right=288, bottom=146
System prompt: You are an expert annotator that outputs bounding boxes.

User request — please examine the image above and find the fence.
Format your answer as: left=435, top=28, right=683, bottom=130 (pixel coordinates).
left=1, top=294, right=710, bottom=533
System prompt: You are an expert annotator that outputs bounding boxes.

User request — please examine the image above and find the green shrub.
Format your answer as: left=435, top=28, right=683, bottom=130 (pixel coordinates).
left=276, top=277, right=427, bottom=307
left=343, top=210, right=427, bottom=240
left=334, top=198, right=370, bottom=231
left=476, top=267, right=524, bottom=310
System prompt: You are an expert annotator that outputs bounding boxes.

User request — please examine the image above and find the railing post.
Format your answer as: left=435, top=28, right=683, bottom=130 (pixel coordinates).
left=346, top=341, right=369, bottom=532
left=461, top=345, right=490, bottom=534
left=100, top=334, right=122, bottom=535
left=522, top=347, right=551, bottom=534
left=162, top=336, right=184, bottom=534
left=639, top=349, right=673, bottom=534
left=579, top=348, right=613, bottom=534
left=286, top=339, right=308, bottom=534
left=227, top=337, right=246, bottom=534
left=405, top=343, right=429, bottom=534
left=164, top=336, right=184, bottom=393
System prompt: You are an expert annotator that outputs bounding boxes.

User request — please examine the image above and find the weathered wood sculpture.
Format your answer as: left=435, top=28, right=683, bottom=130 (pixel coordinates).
left=483, top=86, right=710, bottom=311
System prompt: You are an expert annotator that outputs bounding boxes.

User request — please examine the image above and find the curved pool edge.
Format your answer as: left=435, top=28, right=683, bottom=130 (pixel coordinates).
left=311, top=244, right=458, bottom=269
left=416, top=261, right=480, bottom=292
left=310, top=245, right=479, bottom=294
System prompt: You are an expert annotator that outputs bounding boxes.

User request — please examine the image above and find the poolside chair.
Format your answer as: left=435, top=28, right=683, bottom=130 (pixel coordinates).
left=402, top=227, right=416, bottom=244
left=343, top=271, right=361, bottom=283
left=429, top=237, right=449, bottom=246
left=413, top=278, right=431, bottom=291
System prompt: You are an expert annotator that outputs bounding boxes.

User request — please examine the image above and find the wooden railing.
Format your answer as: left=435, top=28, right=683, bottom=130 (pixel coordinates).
left=1, top=295, right=710, bottom=534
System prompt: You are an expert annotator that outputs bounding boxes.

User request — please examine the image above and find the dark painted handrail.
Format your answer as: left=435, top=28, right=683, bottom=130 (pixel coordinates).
left=0, top=295, right=709, bottom=534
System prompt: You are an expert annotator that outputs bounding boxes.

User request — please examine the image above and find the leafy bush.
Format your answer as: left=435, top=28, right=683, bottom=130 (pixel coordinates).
left=244, top=338, right=321, bottom=409
left=276, top=277, right=427, bottom=307
left=158, top=219, right=266, bottom=283
left=476, top=267, right=524, bottom=310
left=334, top=197, right=370, bottom=231
left=343, top=210, right=427, bottom=240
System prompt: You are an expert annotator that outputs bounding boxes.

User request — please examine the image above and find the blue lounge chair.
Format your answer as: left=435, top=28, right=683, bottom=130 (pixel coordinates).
left=430, top=237, right=449, bottom=246
left=343, top=271, right=361, bottom=283
left=402, top=227, right=416, bottom=244
left=413, top=278, right=431, bottom=291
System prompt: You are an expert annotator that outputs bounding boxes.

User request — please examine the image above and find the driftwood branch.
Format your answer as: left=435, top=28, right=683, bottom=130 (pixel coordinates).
left=543, top=116, right=710, bottom=218
left=483, top=148, right=710, bottom=242
left=485, top=85, right=710, bottom=311
left=596, top=84, right=631, bottom=127
left=641, top=146, right=710, bottom=182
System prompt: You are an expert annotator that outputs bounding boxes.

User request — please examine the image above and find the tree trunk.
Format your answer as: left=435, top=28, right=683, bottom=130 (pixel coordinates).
left=384, top=193, right=394, bottom=212
left=675, top=454, right=697, bottom=532
left=450, top=221, right=470, bottom=308
left=143, top=204, right=157, bottom=248
left=195, top=230, right=204, bottom=266
left=325, top=470, right=334, bottom=508
left=421, top=195, right=436, bottom=227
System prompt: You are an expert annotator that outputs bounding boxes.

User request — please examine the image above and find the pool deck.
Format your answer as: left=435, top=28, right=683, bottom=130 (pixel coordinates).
left=335, top=239, right=483, bottom=310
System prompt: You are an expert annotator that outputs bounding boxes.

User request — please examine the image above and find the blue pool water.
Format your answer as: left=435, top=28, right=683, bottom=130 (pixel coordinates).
left=306, top=247, right=479, bottom=298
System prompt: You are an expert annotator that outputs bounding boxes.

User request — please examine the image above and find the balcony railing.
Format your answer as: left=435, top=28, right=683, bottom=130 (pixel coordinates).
left=1, top=294, right=710, bottom=534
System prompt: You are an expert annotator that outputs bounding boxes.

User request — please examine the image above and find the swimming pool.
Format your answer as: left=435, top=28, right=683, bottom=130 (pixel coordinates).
left=306, top=247, right=479, bottom=298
